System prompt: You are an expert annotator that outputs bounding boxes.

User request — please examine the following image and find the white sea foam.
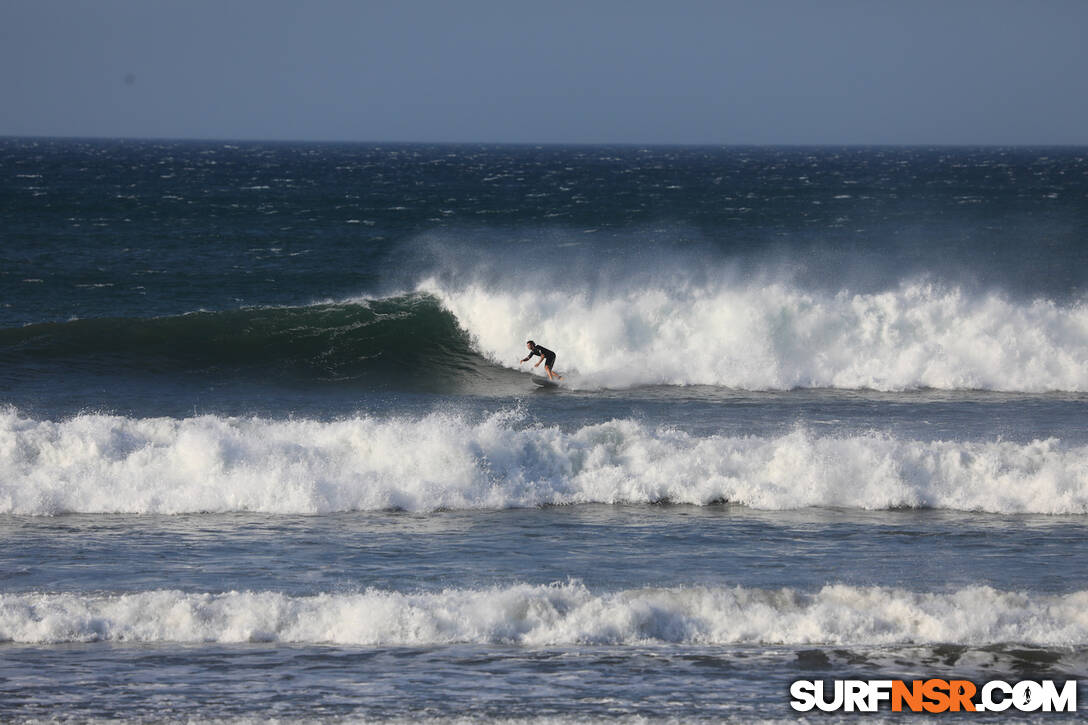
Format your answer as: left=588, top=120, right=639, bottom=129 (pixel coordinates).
left=2, top=583, right=1086, bottom=646
left=419, top=277, right=1088, bottom=392
left=1, top=408, right=1085, bottom=516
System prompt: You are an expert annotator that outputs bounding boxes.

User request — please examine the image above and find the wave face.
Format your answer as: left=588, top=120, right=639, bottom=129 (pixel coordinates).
left=423, top=276, right=1088, bottom=393
left=0, top=296, right=482, bottom=384
left=3, top=583, right=1086, bottom=646
left=3, top=408, right=1085, bottom=516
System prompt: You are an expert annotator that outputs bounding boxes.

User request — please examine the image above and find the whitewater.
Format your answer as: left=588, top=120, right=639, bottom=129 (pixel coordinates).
left=422, top=277, right=1088, bottom=392
left=5, top=583, right=1087, bottom=647
left=3, top=408, right=1086, bottom=515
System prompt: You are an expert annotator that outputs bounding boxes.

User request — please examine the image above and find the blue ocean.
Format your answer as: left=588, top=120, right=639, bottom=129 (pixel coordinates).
left=1, top=139, right=1086, bottom=722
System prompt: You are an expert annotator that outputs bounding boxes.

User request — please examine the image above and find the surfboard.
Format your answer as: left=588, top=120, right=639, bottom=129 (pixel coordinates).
left=531, top=375, right=560, bottom=388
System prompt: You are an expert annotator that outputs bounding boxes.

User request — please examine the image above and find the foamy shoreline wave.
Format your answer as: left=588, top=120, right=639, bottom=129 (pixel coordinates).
left=2, top=408, right=1085, bottom=516
left=2, top=583, right=1086, bottom=646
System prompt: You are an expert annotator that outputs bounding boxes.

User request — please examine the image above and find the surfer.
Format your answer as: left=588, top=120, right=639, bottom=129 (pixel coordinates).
left=520, top=340, right=562, bottom=381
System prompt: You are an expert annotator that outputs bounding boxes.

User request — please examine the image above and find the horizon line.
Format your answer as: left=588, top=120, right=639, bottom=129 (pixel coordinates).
left=4, top=133, right=1087, bottom=150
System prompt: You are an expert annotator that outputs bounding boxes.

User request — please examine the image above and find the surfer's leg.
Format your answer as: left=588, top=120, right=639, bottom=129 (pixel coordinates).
left=545, top=354, right=560, bottom=380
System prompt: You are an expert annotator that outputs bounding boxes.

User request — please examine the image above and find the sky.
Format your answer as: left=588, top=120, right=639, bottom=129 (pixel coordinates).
left=1, top=0, right=1086, bottom=145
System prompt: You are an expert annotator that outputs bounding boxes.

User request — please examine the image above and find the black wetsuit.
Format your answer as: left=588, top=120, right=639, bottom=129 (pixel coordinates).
left=524, top=344, right=556, bottom=369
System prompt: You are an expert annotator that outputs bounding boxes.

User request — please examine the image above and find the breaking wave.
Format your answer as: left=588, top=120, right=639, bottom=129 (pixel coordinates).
left=423, top=277, right=1088, bottom=393
left=2, top=408, right=1085, bottom=516
left=4, top=277, right=1086, bottom=395
left=3, top=582, right=1086, bottom=646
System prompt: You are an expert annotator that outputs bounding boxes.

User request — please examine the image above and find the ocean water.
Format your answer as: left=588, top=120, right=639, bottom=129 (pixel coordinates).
left=1, top=139, right=1086, bottom=722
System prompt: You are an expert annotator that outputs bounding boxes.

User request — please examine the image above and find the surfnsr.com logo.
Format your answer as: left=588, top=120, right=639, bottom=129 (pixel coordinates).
left=790, top=679, right=1078, bottom=713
